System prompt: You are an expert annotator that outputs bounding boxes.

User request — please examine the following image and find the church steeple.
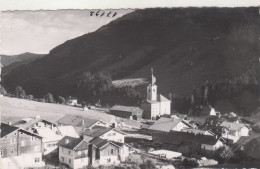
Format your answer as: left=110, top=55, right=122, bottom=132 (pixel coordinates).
left=147, top=68, right=157, bottom=101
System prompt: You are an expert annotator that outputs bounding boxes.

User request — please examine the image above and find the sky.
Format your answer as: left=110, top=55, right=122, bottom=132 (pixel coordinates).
left=0, top=9, right=133, bottom=55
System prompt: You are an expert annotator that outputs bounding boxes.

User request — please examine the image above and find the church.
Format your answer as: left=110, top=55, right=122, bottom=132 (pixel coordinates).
left=140, top=69, right=171, bottom=119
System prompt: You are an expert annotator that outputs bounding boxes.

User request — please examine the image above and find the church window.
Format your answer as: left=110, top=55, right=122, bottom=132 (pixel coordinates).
left=153, top=89, right=155, bottom=92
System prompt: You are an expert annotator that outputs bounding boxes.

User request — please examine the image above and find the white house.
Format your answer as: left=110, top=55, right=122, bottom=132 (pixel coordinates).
left=82, top=126, right=126, bottom=143
left=90, top=137, right=131, bottom=166
left=57, top=136, right=91, bottom=169
left=140, top=68, right=171, bottom=119
left=67, top=97, right=78, bottom=106
left=220, top=121, right=250, bottom=143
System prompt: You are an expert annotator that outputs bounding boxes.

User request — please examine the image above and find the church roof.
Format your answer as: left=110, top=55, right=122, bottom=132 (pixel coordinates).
left=146, top=94, right=171, bottom=104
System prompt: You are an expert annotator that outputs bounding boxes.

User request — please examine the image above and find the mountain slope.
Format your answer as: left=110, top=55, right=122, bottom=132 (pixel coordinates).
left=1, top=53, right=46, bottom=75
left=3, top=8, right=260, bottom=100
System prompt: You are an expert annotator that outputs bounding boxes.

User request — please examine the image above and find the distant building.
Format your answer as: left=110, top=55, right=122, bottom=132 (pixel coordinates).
left=56, top=115, right=109, bottom=135
left=90, top=137, right=131, bottom=166
left=0, top=123, right=45, bottom=169
left=109, top=105, right=143, bottom=120
left=220, top=121, right=250, bottom=143
left=67, top=97, right=78, bottom=106
left=82, top=126, right=126, bottom=143
left=163, top=131, right=225, bottom=155
left=57, top=136, right=92, bottom=169
left=140, top=68, right=171, bottom=119
left=148, top=116, right=193, bottom=143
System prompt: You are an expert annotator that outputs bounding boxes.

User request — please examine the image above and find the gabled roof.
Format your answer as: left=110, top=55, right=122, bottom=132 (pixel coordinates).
left=57, top=136, right=83, bottom=150
left=148, top=117, right=189, bottom=132
left=220, top=122, right=248, bottom=131
left=110, top=105, right=143, bottom=113
left=56, top=115, right=101, bottom=128
left=35, top=128, right=62, bottom=142
left=13, top=118, right=55, bottom=129
left=1, top=123, right=18, bottom=138
left=1, top=123, right=42, bottom=139
left=82, top=126, right=125, bottom=138
left=57, top=126, right=79, bottom=138
left=90, top=137, right=110, bottom=149
left=90, top=137, right=127, bottom=150
left=164, top=131, right=224, bottom=146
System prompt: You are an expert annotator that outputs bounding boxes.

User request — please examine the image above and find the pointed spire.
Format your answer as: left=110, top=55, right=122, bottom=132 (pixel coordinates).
left=151, top=67, right=156, bottom=85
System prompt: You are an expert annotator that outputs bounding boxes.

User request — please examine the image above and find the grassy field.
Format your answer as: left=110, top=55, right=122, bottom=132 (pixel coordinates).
left=0, top=96, right=117, bottom=124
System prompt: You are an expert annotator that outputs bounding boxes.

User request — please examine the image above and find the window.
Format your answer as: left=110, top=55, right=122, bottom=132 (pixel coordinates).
left=61, top=148, right=64, bottom=152
left=68, top=151, right=71, bottom=155
left=61, top=157, right=64, bottom=162
left=31, top=136, right=37, bottom=141
left=69, top=159, right=71, bottom=164
left=21, top=141, right=26, bottom=147
left=11, top=149, right=14, bottom=154
left=35, top=158, right=40, bottom=163
left=112, top=133, right=116, bottom=136
left=0, top=150, right=3, bottom=156
left=111, top=149, right=114, bottom=154
left=10, top=138, right=16, bottom=144
left=107, top=158, right=111, bottom=163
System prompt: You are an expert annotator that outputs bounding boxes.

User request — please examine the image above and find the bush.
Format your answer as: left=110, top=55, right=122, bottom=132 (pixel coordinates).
left=215, top=145, right=234, bottom=164
left=58, top=96, right=66, bottom=104
left=44, top=93, right=55, bottom=103
left=0, top=87, right=7, bottom=95
left=182, top=158, right=199, bottom=167
left=139, top=160, right=156, bottom=169
left=15, top=86, right=26, bottom=98
left=252, top=123, right=260, bottom=132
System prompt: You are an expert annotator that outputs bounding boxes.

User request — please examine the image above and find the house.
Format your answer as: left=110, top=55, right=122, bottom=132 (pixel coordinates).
left=148, top=116, right=192, bottom=143
left=90, top=137, right=131, bottom=166
left=13, top=116, right=79, bottom=155
left=140, top=69, right=171, bottom=119
left=0, top=123, right=45, bottom=169
left=200, top=105, right=218, bottom=116
left=13, top=115, right=56, bottom=132
left=57, top=136, right=92, bottom=169
left=109, top=105, right=143, bottom=120
left=220, top=121, right=250, bottom=143
left=67, top=97, right=78, bottom=106
left=163, top=131, right=225, bottom=155
left=56, top=115, right=108, bottom=135
left=82, top=126, right=126, bottom=143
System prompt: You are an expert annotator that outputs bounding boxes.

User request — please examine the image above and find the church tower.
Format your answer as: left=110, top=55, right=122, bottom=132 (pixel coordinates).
left=147, top=68, right=157, bottom=101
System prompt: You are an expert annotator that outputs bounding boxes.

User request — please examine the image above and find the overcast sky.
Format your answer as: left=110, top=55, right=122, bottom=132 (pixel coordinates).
left=0, top=10, right=133, bottom=55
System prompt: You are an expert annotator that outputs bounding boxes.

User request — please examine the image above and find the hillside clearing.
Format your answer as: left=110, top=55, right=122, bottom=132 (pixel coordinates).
left=0, top=96, right=117, bottom=124
left=112, top=78, right=148, bottom=88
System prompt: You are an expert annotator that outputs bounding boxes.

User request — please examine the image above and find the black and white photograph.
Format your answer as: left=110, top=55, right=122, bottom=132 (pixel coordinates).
left=0, top=4, right=260, bottom=169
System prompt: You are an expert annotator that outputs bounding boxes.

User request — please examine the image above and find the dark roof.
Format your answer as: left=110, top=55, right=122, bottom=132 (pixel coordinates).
left=57, top=136, right=83, bottom=150
left=90, top=137, right=109, bottom=149
left=90, top=137, right=126, bottom=149
left=57, top=115, right=100, bottom=128
left=164, top=131, right=223, bottom=146
left=1, top=123, right=18, bottom=138
left=82, top=126, right=118, bottom=138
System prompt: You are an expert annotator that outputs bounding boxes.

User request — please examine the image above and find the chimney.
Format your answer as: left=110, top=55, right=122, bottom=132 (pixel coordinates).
left=112, top=123, right=117, bottom=128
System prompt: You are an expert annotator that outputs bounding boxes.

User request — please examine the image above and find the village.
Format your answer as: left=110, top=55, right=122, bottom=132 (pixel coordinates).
left=0, top=66, right=257, bottom=169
